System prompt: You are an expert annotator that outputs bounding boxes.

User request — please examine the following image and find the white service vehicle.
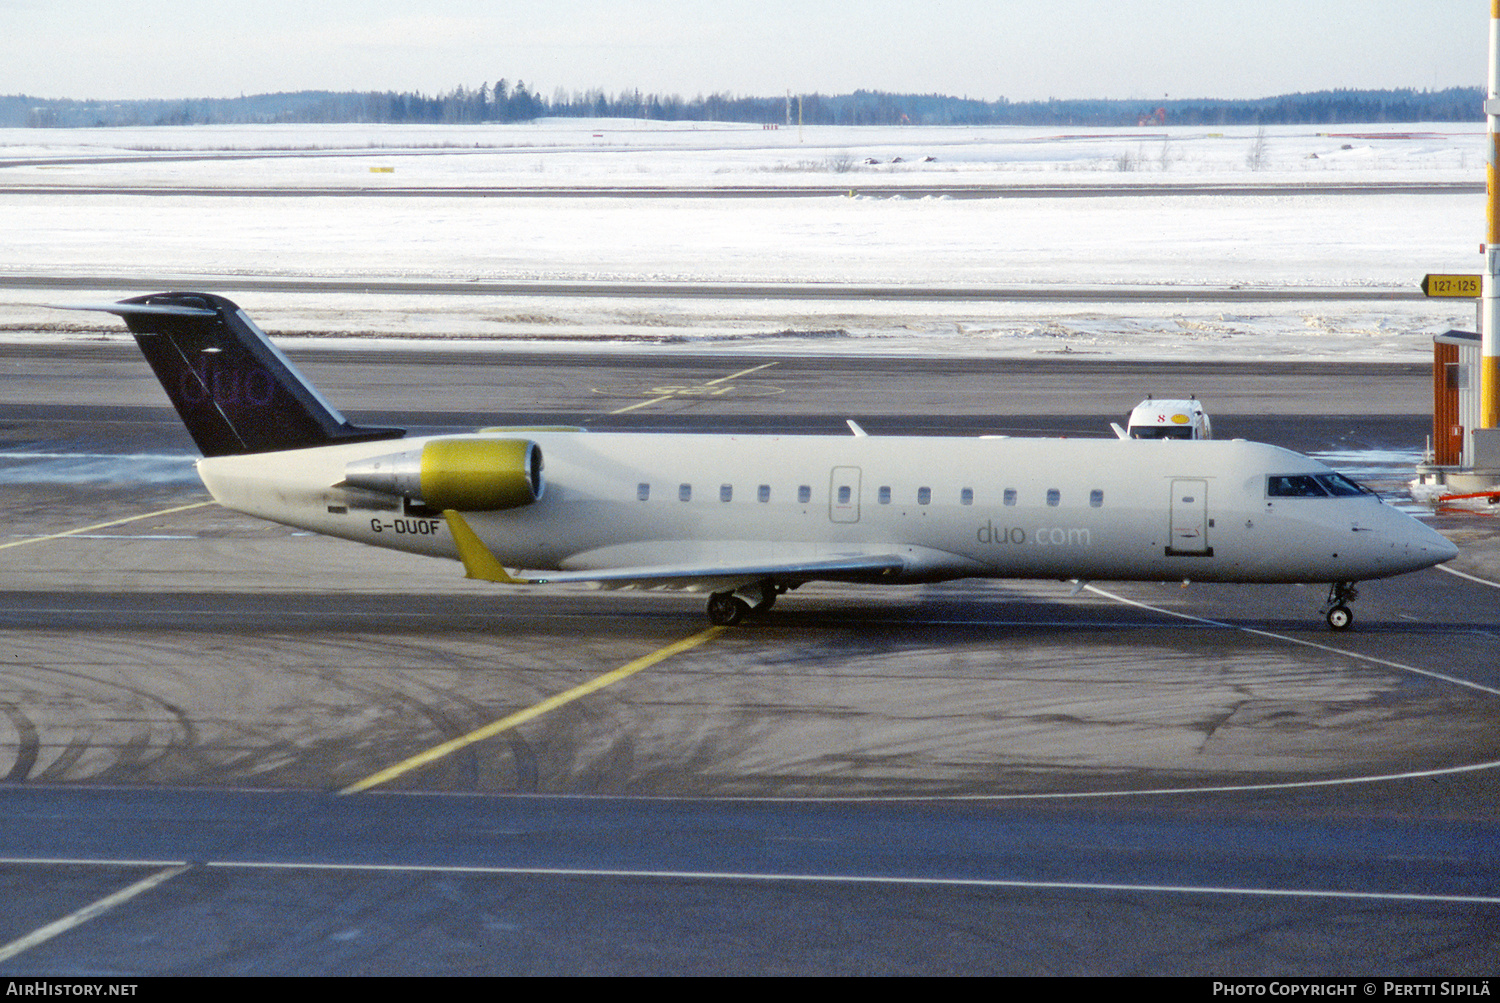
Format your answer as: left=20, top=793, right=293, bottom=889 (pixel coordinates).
left=1113, top=397, right=1213, bottom=441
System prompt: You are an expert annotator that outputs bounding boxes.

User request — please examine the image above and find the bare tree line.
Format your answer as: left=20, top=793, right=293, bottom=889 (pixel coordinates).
left=2, top=85, right=1482, bottom=129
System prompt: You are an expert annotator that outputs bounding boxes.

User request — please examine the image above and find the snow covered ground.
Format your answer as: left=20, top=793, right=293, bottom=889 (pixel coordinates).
left=0, top=119, right=1485, bottom=185
left=0, top=119, right=1488, bottom=359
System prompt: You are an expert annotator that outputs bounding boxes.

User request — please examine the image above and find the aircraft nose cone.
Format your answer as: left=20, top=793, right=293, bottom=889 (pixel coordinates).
left=1401, top=517, right=1457, bottom=567
left=1429, top=529, right=1460, bottom=563
left=1363, top=509, right=1458, bottom=576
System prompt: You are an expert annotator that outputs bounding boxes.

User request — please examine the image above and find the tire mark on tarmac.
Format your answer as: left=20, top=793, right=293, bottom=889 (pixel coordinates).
left=0, top=703, right=38, bottom=782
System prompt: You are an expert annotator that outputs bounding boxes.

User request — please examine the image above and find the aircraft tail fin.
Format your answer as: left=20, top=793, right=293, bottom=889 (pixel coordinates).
left=80, top=292, right=405, bottom=457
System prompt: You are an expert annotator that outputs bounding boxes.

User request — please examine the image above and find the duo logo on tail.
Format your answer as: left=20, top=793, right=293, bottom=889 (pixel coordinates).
left=74, top=292, right=403, bottom=457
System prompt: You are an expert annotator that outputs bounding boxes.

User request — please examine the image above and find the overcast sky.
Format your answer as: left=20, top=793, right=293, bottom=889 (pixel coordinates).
left=0, top=1, right=1487, bottom=103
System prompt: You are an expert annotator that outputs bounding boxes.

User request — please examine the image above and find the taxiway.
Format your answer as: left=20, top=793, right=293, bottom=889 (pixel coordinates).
left=0, top=344, right=1496, bottom=974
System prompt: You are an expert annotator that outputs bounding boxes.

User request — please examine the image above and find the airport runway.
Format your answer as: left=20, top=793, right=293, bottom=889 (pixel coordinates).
left=0, top=273, right=1425, bottom=302
left=0, top=181, right=1481, bottom=198
left=1, top=344, right=1497, bottom=974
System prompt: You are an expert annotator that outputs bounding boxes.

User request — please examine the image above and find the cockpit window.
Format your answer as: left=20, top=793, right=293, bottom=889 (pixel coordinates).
left=1267, top=473, right=1372, bottom=498
left=1268, top=475, right=1327, bottom=497
left=1314, top=472, right=1368, bottom=497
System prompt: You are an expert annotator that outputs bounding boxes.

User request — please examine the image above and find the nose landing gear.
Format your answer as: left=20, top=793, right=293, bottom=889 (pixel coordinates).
left=1321, top=581, right=1359, bottom=631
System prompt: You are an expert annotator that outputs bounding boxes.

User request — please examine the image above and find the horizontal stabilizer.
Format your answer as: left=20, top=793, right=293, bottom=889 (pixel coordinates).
left=62, top=301, right=218, bottom=319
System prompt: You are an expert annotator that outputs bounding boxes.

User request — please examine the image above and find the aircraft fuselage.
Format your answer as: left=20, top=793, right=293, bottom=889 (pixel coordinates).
left=69, top=291, right=1457, bottom=627
left=196, top=431, right=1454, bottom=588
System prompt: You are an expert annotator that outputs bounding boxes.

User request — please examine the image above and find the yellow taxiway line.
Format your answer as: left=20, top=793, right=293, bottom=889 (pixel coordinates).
left=339, top=625, right=728, bottom=794
left=0, top=500, right=217, bottom=551
left=608, top=361, right=779, bottom=415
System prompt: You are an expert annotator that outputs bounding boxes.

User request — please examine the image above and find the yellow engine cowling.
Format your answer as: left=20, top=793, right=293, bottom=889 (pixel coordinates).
left=343, top=439, right=544, bottom=510
left=419, top=439, right=543, bottom=510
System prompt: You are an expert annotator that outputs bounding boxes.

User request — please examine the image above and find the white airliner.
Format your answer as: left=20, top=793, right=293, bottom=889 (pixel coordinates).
left=79, top=293, right=1457, bottom=630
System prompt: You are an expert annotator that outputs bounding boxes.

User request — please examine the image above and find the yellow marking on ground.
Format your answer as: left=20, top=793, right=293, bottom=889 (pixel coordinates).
left=0, top=864, right=191, bottom=964
left=609, top=397, right=671, bottom=415
left=339, top=625, right=728, bottom=794
left=608, top=361, right=779, bottom=415
left=0, top=500, right=216, bottom=551
left=701, top=361, right=779, bottom=385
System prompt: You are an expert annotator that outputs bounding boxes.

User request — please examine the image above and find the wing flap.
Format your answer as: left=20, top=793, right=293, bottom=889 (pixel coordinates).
left=443, top=510, right=904, bottom=590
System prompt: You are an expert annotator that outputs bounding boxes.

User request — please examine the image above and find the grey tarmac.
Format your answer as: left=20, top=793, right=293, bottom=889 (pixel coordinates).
left=0, top=343, right=1496, bottom=975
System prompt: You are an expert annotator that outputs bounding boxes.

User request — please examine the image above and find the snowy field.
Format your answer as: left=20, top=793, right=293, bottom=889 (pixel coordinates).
left=0, top=119, right=1489, bottom=359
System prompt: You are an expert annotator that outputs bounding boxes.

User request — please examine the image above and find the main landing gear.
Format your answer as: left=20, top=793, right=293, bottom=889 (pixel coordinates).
left=706, top=582, right=782, bottom=626
left=1321, top=581, right=1359, bottom=631
left=706, top=592, right=749, bottom=626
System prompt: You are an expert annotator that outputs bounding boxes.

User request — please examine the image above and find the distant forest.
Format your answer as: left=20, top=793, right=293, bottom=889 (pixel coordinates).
left=1, top=83, right=1484, bottom=129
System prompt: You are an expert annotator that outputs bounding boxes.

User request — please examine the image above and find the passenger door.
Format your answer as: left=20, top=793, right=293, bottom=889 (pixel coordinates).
left=829, top=466, right=861, bottom=523
left=1166, top=478, right=1212, bottom=556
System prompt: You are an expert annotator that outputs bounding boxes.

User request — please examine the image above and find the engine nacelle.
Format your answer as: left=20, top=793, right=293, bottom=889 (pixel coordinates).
left=343, top=439, right=544, bottom=510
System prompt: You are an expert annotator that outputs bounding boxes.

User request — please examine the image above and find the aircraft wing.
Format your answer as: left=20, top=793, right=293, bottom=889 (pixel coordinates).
left=444, top=511, right=904, bottom=591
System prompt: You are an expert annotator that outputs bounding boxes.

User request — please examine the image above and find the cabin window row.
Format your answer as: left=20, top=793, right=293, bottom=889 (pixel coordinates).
left=636, top=483, right=1106, bottom=507
left=643, top=483, right=810, bottom=503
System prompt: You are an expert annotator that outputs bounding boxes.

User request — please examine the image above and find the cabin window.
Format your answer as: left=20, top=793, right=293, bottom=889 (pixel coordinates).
left=798, top=485, right=812, bottom=503
left=1003, top=488, right=1017, bottom=506
left=758, top=484, right=771, bottom=503
left=917, top=487, right=931, bottom=505
left=1090, top=489, right=1104, bottom=508
left=960, top=488, right=973, bottom=506
left=1046, top=488, right=1060, bottom=507
left=679, top=483, right=692, bottom=502
left=878, top=486, right=891, bottom=504
left=838, top=486, right=852, bottom=504
left=638, top=483, right=650, bottom=501
left=720, top=484, right=733, bottom=502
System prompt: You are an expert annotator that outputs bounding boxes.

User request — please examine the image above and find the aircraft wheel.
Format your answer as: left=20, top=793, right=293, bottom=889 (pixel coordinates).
left=707, top=592, right=749, bottom=626
left=1326, top=605, right=1353, bottom=631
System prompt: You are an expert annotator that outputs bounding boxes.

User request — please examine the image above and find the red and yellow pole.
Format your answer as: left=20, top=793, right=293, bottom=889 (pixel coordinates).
left=1484, top=0, right=1500, bottom=430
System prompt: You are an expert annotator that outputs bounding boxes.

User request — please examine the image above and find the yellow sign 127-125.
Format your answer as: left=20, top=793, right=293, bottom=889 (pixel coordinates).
left=1421, top=274, right=1481, bottom=297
